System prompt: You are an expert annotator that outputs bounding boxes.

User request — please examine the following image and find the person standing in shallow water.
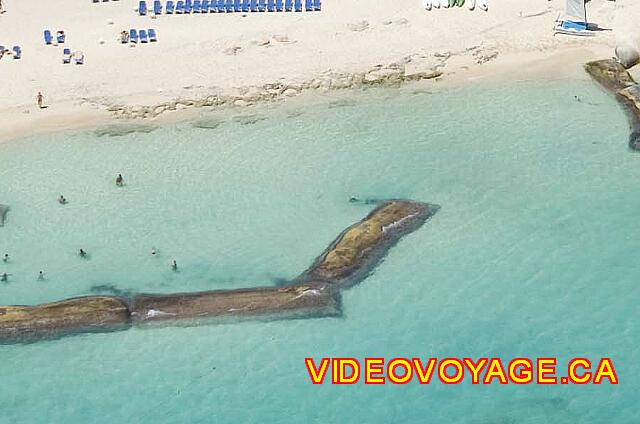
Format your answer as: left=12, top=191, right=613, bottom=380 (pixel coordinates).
left=116, top=174, right=124, bottom=186
left=171, top=260, right=177, bottom=271
left=36, top=92, right=44, bottom=109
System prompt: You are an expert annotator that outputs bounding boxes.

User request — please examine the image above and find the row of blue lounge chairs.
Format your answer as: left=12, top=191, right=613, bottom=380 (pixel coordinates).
left=63, top=48, right=84, bottom=65
left=0, top=46, right=21, bottom=60
left=128, top=29, right=158, bottom=43
left=43, top=30, right=66, bottom=45
left=139, top=0, right=321, bottom=15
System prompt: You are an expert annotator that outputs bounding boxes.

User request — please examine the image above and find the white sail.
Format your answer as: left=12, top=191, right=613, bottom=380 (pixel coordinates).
left=566, top=0, right=586, bottom=22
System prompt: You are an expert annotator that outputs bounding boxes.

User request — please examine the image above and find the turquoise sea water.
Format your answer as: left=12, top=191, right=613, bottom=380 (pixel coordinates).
left=0, top=79, right=638, bottom=423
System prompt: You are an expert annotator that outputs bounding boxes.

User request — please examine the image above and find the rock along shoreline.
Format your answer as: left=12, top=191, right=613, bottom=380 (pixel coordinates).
left=584, top=59, right=640, bottom=151
left=0, top=200, right=438, bottom=343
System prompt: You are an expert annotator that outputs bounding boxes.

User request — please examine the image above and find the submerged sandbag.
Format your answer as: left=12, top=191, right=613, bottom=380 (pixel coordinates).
left=0, top=204, right=8, bottom=226
left=131, top=283, right=340, bottom=323
left=0, top=296, right=130, bottom=342
left=297, top=200, right=439, bottom=287
left=629, top=130, right=640, bottom=151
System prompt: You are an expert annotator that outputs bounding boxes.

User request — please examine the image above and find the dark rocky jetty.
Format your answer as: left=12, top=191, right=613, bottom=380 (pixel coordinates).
left=584, top=59, right=640, bottom=151
left=297, top=200, right=439, bottom=287
left=0, top=296, right=130, bottom=342
left=131, top=283, right=340, bottom=324
left=0, top=199, right=437, bottom=342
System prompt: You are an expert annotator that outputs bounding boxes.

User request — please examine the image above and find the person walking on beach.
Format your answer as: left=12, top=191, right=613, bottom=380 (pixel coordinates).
left=0, top=0, right=5, bottom=14
left=36, top=92, right=44, bottom=109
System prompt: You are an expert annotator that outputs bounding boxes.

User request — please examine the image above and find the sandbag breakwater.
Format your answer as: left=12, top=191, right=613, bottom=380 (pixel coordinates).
left=297, top=201, right=439, bottom=287
left=0, top=200, right=438, bottom=342
left=584, top=59, right=640, bottom=151
left=0, top=296, right=130, bottom=342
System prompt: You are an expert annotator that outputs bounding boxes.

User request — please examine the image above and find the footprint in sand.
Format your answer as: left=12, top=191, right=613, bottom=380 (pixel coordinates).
left=347, top=20, right=370, bottom=32
left=224, top=46, right=243, bottom=56
left=272, top=34, right=296, bottom=44
left=251, top=39, right=271, bottom=47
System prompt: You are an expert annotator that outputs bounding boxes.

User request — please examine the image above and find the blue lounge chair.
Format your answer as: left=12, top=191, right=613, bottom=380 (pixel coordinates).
left=129, top=29, right=139, bottom=43
left=275, top=0, right=283, bottom=11
left=154, top=0, right=162, bottom=14
left=258, top=0, right=266, bottom=11
left=140, top=29, right=149, bottom=43
left=313, top=0, right=320, bottom=10
left=250, top=0, right=257, bottom=12
left=139, top=1, right=147, bottom=15
left=294, top=0, right=301, bottom=12
left=234, top=0, right=241, bottom=12
left=201, top=0, right=209, bottom=13
left=242, top=0, right=249, bottom=12
left=166, top=0, right=175, bottom=13
left=193, top=0, right=202, bottom=12
left=12, top=46, right=21, bottom=59
left=75, top=51, right=84, bottom=65
left=210, top=0, right=218, bottom=11
left=217, top=0, right=225, bottom=12
left=184, top=0, right=192, bottom=12
left=560, top=20, right=588, bottom=32
left=56, top=31, right=66, bottom=44
left=285, top=0, right=292, bottom=11
left=148, top=28, right=158, bottom=41
left=305, top=0, right=311, bottom=11
left=63, top=48, right=71, bottom=63
left=225, top=0, right=233, bottom=12
left=176, top=0, right=184, bottom=12
left=267, top=0, right=275, bottom=11
left=44, top=30, right=53, bottom=45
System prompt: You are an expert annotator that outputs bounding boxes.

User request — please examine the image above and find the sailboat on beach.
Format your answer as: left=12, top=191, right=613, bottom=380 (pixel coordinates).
left=554, top=0, right=594, bottom=36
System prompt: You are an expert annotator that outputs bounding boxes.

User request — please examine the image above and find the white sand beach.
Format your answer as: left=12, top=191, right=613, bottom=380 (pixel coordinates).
left=0, top=0, right=638, bottom=141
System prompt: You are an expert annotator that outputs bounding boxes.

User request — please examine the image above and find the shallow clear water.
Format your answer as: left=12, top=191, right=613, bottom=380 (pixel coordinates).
left=0, top=80, right=638, bottom=423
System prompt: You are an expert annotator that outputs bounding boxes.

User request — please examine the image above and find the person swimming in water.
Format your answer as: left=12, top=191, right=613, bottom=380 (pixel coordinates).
left=2, top=254, right=8, bottom=263
left=171, top=260, right=178, bottom=271
left=58, top=195, right=67, bottom=205
left=38, top=271, right=45, bottom=280
left=79, top=248, right=87, bottom=258
left=116, top=174, right=124, bottom=186
left=151, top=247, right=157, bottom=256
left=1, top=273, right=9, bottom=282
